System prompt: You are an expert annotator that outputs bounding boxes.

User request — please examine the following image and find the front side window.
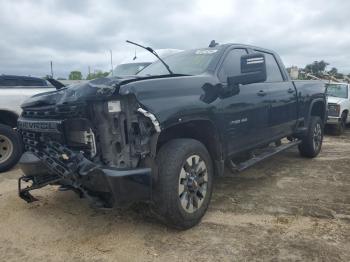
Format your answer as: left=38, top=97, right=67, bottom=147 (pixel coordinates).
left=258, top=52, right=283, bottom=82
left=21, top=79, right=46, bottom=86
left=218, top=49, right=248, bottom=82
left=0, top=78, right=18, bottom=86
left=326, top=84, right=348, bottom=98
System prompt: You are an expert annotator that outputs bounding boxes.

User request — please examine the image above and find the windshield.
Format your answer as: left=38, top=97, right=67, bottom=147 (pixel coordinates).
left=326, top=84, right=348, bottom=98
left=112, top=63, right=151, bottom=76
left=137, top=49, right=219, bottom=76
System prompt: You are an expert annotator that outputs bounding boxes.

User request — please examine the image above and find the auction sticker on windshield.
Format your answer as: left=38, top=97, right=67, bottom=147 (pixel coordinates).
left=195, top=50, right=218, bottom=55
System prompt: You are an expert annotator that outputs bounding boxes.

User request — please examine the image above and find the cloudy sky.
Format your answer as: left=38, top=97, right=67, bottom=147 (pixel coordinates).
left=0, top=0, right=349, bottom=78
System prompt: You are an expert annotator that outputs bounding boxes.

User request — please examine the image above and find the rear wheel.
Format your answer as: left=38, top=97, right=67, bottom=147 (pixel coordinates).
left=154, top=139, right=213, bottom=229
left=0, top=124, right=23, bottom=172
left=298, top=116, right=323, bottom=158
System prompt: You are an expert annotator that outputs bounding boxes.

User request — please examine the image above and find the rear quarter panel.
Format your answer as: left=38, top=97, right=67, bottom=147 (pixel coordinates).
left=292, top=80, right=326, bottom=125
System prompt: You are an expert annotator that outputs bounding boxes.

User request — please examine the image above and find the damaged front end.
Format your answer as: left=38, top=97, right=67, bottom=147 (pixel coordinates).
left=17, top=78, right=160, bottom=207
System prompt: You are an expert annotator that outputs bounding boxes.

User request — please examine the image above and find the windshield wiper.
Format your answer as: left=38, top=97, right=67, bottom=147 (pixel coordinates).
left=126, top=40, right=174, bottom=75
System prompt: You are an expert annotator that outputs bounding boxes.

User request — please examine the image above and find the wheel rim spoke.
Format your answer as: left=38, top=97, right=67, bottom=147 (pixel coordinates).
left=196, top=160, right=206, bottom=174
left=187, top=194, right=194, bottom=213
left=178, top=168, right=187, bottom=195
left=180, top=191, right=188, bottom=210
left=313, top=123, right=322, bottom=150
left=198, top=184, right=207, bottom=198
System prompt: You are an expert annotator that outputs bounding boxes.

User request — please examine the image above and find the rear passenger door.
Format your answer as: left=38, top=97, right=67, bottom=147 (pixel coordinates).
left=256, top=51, right=298, bottom=137
left=216, top=48, right=271, bottom=155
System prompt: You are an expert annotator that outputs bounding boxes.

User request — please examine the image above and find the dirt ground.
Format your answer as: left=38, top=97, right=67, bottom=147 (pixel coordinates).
left=0, top=130, right=350, bottom=262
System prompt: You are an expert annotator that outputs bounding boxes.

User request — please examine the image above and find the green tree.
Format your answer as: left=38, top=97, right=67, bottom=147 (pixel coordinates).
left=86, top=70, right=109, bottom=80
left=329, top=67, right=344, bottom=79
left=328, top=67, right=338, bottom=75
left=304, top=60, right=329, bottom=77
left=69, top=71, right=82, bottom=80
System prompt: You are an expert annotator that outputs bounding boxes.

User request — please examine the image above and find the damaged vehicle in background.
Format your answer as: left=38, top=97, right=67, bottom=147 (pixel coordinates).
left=326, top=82, right=350, bottom=135
left=17, top=41, right=326, bottom=229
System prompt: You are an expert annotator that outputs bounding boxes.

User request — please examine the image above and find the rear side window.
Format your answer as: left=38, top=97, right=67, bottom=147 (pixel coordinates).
left=258, top=52, right=283, bottom=82
left=0, top=78, right=18, bottom=86
left=20, top=79, right=47, bottom=86
left=218, top=49, right=248, bottom=82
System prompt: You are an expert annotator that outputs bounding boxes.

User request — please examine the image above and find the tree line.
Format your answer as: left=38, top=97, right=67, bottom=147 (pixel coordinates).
left=56, top=70, right=110, bottom=81
left=300, top=60, right=350, bottom=80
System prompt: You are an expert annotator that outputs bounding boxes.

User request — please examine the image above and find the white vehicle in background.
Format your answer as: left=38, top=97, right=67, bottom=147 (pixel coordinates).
left=0, top=75, right=56, bottom=171
left=326, top=82, right=350, bottom=135
left=111, top=49, right=182, bottom=76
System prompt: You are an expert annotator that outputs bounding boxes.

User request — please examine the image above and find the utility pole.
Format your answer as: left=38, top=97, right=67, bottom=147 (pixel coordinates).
left=110, top=50, right=113, bottom=76
left=50, top=61, right=54, bottom=78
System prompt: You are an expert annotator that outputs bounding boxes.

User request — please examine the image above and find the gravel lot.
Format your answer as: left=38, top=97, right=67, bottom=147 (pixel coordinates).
left=0, top=130, right=349, bottom=261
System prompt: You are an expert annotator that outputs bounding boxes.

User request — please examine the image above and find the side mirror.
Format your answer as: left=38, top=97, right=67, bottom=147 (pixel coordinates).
left=227, top=53, right=267, bottom=86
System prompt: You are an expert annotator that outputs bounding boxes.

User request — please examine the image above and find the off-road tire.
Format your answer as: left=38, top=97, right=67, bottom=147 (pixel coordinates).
left=334, top=112, right=347, bottom=136
left=154, top=139, right=213, bottom=229
left=0, top=124, right=23, bottom=172
left=298, top=116, right=323, bottom=158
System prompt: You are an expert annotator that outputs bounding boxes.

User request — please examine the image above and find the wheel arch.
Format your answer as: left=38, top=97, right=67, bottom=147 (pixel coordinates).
left=308, top=99, right=326, bottom=124
left=155, top=119, right=225, bottom=176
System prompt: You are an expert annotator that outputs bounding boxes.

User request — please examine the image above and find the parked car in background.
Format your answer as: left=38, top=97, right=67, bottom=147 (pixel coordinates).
left=0, top=75, right=55, bottom=171
left=17, top=42, right=326, bottom=229
left=0, top=74, right=48, bottom=87
left=326, top=82, right=350, bottom=135
left=111, top=49, right=182, bottom=76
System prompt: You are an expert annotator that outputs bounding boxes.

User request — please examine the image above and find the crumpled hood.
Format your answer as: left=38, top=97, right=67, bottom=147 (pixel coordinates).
left=327, top=96, right=347, bottom=105
left=21, top=76, right=137, bottom=108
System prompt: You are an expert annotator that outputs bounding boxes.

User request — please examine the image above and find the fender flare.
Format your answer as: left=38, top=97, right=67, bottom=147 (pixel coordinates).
left=306, top=98, right=327, bottom=126
left=150, top=118, right=225, bottom=176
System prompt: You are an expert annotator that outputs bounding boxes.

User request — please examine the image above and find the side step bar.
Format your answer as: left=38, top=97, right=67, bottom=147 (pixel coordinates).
left=230, top=140, right=301, bottom=173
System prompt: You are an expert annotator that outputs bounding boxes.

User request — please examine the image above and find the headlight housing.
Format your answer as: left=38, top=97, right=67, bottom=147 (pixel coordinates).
left=328, top=103, right=340, bottom=117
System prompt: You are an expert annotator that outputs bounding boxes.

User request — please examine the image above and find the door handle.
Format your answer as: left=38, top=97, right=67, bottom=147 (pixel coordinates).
left=257, top=90, right=266, bottom=96
left=287, top=88, right=295, bottom=94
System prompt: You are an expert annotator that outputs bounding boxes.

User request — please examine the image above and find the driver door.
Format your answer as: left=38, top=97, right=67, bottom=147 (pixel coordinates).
left=216, top=48, right=271, bottom=155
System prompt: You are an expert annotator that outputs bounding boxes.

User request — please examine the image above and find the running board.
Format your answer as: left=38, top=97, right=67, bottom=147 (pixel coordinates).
left=230, top=140, right=301, bottom=173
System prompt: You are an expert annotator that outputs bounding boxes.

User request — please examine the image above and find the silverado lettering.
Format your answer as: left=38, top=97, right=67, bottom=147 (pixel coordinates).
left=18, top=119, right=61, bottom=133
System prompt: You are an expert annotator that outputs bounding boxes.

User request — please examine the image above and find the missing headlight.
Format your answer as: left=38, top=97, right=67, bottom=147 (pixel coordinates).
left=64, top=118, right=97, bottom=158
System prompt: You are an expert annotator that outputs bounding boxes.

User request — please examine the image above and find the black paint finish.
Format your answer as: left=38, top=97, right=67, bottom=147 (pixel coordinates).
left=18, top=43, right=326, bottom=206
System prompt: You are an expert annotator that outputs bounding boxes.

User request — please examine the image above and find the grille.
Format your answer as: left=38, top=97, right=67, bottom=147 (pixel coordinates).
left=22, top=130, right=64, bottom=153
left=22, top=103, right=87, bottom=119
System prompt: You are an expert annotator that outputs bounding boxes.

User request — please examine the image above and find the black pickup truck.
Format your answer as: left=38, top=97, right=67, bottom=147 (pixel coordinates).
left=17, top=43, right=326, bottom=229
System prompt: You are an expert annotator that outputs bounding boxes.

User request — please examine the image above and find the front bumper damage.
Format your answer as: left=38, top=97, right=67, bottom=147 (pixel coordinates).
left=17, top=78, right=160, bottom=207
left=18, top=142, right=152, bottom=207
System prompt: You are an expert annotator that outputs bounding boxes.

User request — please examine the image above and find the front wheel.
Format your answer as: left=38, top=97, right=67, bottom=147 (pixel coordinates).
left=0, top=124, right=23, bottom=172
left=154, top=139, right=213, bottom=229
left=298, top=116, right=323, bottom=158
